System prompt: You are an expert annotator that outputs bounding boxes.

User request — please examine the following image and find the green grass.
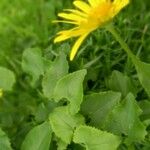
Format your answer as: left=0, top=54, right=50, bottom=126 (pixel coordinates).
left=0, top=0, right=150, bottom=149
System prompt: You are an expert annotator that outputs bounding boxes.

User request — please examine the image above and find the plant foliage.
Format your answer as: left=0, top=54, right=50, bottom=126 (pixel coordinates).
left=0, top=0, right=150, bottom=150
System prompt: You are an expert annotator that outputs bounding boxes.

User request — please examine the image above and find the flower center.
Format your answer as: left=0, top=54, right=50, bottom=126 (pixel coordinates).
left=90, top=2, right=112, bottom=22
left=81, top=2, right=113, bottom=30
left=79, top=2, right=114, bottom=33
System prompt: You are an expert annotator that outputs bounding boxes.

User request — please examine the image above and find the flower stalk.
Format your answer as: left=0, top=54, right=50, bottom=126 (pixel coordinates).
left=106, top=24, right=138, bottom=64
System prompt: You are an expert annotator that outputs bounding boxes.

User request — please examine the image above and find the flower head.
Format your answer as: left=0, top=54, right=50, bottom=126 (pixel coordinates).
left=54, top=0, right=129, bottom=60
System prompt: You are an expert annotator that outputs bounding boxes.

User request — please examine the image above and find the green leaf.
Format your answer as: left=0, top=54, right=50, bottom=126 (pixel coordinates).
left=0, top=128, right=12, bottom=150
left=42, top=53, right=68, bottom=99
left=139, top=100, right=150, bottom=121
left=49, top=106, right=84, bottom=145
left=57, top=139, right=68, bottom=150
left=134, top=60, right=150, bottom=97
left=35, top=101, right=57, bottom=123
left=81, top=91, right=121, bottom=128
left=22, top=47, right=44, bottom=85
left=0, top=67, right=15, bottom=91
left=104, top=93, right=146, bottom=143
left=21, top=122, right=52, bottom=150
left=73, top=125, right=121, bottom=150
left=35, top=103, right=49, bottom=123
left=53, top=69, right=87, bottom=114
left=108, top=70, right=137, bottom=97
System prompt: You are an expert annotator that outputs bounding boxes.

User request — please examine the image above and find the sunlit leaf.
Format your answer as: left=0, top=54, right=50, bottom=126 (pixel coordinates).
left=21, top=122, right=52, bottom=150
left=104, top=93, right=147, bottom=143
left=57, top=139, right=68, bottom=150
left=49, top=106, right=84, bottom=145
left=0, top=67, right=15, bottom=91
left=81, top=91, right=121, bottom=128
left=0, top=128, right=12, bottom=150
left=42, top=52, right=68, bottom=99
left=139, top=100, right=150, bottom=122
left=22, top=47, right=44, bottom=85
left=134, top=60, right=150, bottom=97
left=108, top=70, right=137, bottom=97
left=53, top=69, right=87, bottom=114
left=73, top=125, right=121, bottom=150
left=35, top=101, right=57, bottom=123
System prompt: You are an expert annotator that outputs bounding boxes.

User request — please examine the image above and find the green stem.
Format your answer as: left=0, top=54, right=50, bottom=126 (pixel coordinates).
left=106, top=24, right=138, bottom=64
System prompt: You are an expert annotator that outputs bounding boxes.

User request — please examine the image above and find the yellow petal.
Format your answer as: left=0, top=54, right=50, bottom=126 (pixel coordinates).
left=52, top=20, right=78, bottom=25
left=54, top=27, right=80, bottom=43
left=88, top=0, right=106, bottom=7
left=58, top=13, right=85, bottom=23
left=54, top=35, right=70, bottom=43
left=54, top=32, right=72, bottom=43
left=70, top=33, right=89, bottom=61
left=73, top=1, right=91, bottom=13
left=64, top=9, right=87, bottom=18
left=113, top=0, right=129, bottom=15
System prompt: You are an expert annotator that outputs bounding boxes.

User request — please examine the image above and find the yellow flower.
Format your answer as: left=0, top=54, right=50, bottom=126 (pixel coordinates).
left=54, top=0, right=129, bottom=60
left=0, top=89, right=3, bottom=98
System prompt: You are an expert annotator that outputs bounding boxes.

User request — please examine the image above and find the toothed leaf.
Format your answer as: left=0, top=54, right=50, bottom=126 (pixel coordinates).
left=73, top=125, right=121, bottom=150
left=42, top=53, right=68, bottom=99
left=49, top=106, right=84, bottom=144
left=53, top=69, right=87, bottom=114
